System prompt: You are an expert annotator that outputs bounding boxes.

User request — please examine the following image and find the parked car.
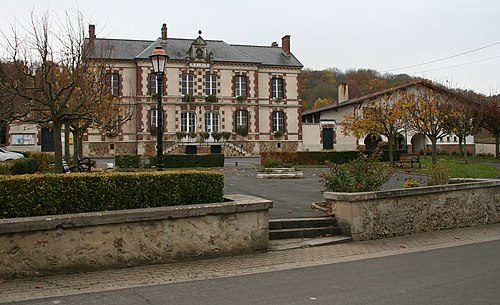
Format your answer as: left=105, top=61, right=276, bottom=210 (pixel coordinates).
left=0, top=148, right=25, bottom=161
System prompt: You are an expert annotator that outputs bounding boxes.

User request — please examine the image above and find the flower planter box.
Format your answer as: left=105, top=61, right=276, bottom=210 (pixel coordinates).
left=256, top=167, right=303, bottom=179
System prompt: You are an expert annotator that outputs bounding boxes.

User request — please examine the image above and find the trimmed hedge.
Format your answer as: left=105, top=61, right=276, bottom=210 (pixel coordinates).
left=24, top=152, right=54, bottom=171
left=261, top=150, right=408, bottom=166
left=150, top=154, right=225, bottom=168
left=261, top=151, right=360, bottom=166
left=115, top=155, right=142, bottom=168
left=0, top=171, right=224, bottom=218
left=0, top=158, right=39, bottom=175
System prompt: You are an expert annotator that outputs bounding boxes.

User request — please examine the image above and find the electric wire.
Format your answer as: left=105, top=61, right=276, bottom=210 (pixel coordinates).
left=381, top=41, right=500, bottom=73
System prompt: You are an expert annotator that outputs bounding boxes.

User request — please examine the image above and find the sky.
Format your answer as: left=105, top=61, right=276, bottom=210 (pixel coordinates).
left=1, top=0, right=499, bottom=95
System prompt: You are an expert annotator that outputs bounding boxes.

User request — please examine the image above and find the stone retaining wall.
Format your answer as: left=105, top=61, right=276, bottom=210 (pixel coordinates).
left=324, top=180, right=500, bottom=241
left=0, top=194, right=272, bottom=278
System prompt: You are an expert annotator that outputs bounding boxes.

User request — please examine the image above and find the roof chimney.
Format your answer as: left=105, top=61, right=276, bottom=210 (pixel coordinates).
left=281, top=35, right=291, bottom=56
left=338, top=83, right=349, bottom=104
left=161, top=23, right=168, bottom=40
left=271, top=41, right=278, bottom=47
left=89, top=24, right=95, bottom=48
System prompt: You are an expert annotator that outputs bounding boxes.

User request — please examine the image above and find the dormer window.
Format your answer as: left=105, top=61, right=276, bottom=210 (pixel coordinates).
left=196, top=48, right=203, bottom=59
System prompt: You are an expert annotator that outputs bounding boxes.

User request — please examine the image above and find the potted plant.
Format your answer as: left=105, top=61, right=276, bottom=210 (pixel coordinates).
left=175, top=131, right=187, bottom=141
left=205, top=94, right=217, bottom=103
left=221, top=131, right=232, bottom=142
left=198, top=131, right=210, bottom=143
left=236, top=95, right=246, bottom=103
left=183, top=94, right=194, bottom=103
left=212, top=132, right=222, bottom=142
left=273, top=130, right=284, bottom=138
left=150, top=127, right=158, bottom=137
left=188, top=131, right=197, bottom=141
left=236, top=126, right=248, bottom=137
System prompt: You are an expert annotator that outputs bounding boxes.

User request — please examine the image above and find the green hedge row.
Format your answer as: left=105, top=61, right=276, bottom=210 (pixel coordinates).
left=261, top=150, right=408, bottom=166
left=0, top=158, right=39, bottom=175
left=149, top=154, right=225, bottom=168
left=115, top=155, right=142, bottom=168
left=0, top=171, right=224, bottom=218
left=261, top=151, right=361, bottom=166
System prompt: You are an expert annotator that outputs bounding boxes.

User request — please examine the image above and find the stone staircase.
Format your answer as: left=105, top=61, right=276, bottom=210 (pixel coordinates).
left=269, top=217, right=352, bottom=251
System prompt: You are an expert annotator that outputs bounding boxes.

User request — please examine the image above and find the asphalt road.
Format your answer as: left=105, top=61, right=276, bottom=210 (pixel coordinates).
left=9, top=240, right=500, bottom=305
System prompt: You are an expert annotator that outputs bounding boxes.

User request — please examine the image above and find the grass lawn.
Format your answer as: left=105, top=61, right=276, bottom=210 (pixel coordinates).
left=394, top=155, right=500, bottom=179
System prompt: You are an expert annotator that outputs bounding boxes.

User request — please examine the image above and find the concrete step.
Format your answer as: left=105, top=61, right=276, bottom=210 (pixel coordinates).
left=269, top=227, right=342, bottom=240
left=269, top=217, right=337, bottom=230
left=269, top=236, right=353, bottom=251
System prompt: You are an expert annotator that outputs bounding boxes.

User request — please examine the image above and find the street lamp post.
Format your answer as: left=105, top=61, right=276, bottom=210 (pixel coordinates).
left=149, top=46, right=168, bottom=171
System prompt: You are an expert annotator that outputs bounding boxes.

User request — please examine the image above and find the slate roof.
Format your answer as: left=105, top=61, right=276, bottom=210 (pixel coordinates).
left=87, top=36, right=303, bottom=68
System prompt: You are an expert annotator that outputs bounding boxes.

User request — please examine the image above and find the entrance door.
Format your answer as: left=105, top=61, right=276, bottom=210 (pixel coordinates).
left=41, top=128, right=55, bottom=152
left=323, top=128, right=334, bottom=150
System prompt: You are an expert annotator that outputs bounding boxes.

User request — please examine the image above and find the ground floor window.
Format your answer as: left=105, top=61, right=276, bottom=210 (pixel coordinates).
left=205, top=112, right=219, bottom=133
left=181, top=112, right=196, bottom=132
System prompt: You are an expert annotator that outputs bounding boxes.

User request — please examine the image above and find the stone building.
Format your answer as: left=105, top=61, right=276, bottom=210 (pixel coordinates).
left=82, top=23, right=303, bottom=157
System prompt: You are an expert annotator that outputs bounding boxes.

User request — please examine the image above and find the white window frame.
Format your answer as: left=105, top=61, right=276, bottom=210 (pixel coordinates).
left=234, top=75, right=247, bottom=97
left=272, top=111, right=285, bottom=132
left=204, top=112, right=219, bottom=133
left=272, top=78, right=284, bottom=99
left=150, top=73, right=158, bottom=95
left=182, top=73, right=194, bottom=95
left=235, top=110, right=248, bottom=129
left=111, top=73, right=119, bottom=96
left=150, top=108, right=158, bottom=128
left=205, top=74, right=217, bottom=96
left=181, top=112, right=196, bottom=132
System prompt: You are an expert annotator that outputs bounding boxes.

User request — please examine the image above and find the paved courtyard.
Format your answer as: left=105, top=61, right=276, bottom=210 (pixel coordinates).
left=220, top=157, right=429, bottom=219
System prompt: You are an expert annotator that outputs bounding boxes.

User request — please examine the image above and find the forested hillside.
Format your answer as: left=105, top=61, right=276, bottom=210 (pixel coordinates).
left=299, top=68, right=487, bottom=110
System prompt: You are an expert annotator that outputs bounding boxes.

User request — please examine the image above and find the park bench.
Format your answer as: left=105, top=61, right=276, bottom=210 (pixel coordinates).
left=62, top=157, right=96, bottom=173
left=397, top=153, right=421, bottom=168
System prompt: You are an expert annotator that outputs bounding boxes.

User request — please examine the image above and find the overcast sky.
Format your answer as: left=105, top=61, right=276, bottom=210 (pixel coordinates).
left=1, top=0, right=499, bottom=95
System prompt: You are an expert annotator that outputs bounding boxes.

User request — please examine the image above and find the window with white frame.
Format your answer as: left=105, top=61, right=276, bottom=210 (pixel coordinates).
left=272, top=111, right=285, bottom=132
left=11, top=134, right=35, bottom=145
left=150, top=73, right=158, bottom=95
left=234, top=75, right=247, bottom=97
left=181, top=112, right=196, bottom=132
left=235, top=110, right=248, bottom=129
left=150, top=108, right=158, bottom=129
left=205, top=74, right=217, bottom=96
left=204, top=112, right=219, bottom=133
left=107, top=72, right=120, bottom=96
left=272, top=78, right=284, bottom=99
left=181, top=73, right=194, bottom=95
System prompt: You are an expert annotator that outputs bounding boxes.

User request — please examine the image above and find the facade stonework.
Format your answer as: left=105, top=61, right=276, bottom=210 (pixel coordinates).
left=6, top=25, right=302, bottom=157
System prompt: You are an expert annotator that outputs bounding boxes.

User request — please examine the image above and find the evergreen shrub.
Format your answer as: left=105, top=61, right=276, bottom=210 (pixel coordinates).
left=0, top=171, right=224, bottom=218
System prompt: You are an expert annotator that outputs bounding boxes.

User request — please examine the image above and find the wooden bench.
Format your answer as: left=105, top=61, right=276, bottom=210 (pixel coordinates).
left=62, top=158, right=95, bottom=173
left=397, top=153, right=421, bottom=168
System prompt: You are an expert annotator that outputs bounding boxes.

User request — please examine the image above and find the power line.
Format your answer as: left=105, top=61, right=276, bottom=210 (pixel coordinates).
left=381, top=41, right=500, bottom=73
left=412, top=55, right=500, bottom=74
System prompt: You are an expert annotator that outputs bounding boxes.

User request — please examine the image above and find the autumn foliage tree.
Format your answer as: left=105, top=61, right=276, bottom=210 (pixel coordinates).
left=443, top=98, right=482, bottom=163
left=480, top=99, right=500, bottom=159
left=341, top=90, right=408, bottom=163
left=400, top=83, right=459, bottom=165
